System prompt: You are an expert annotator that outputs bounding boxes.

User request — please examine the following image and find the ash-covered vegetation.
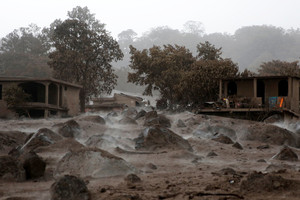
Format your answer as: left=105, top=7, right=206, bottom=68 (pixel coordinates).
left=1, top=6, right=300, bottom=109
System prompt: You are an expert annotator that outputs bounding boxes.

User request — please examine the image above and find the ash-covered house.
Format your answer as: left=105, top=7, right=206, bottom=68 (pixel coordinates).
left=200, top=76, right=300, bottom=120
left=86, top=93, right=145, bottom=111
left=0, top=77, right=82, bottom=118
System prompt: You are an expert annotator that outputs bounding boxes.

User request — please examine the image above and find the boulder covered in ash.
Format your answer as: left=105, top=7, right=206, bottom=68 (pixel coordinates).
left=177, top=119, right=187, bottom=128
left=122, top=107, right=138, bottom=118
left=134, top=109, right=146, bottom=120
left=242, top=123, right=300, bottom=148
left=21, top=151, right=46, bottom=180
left=0, top=155, right=25, bottom=181
left=51, top=175, right=90, bottom=200
left=212, top=134, right=234, bottom=144
left=134, top=126, right=193, bottom=152
left=232, top=142, right=243, bottom=150
left=240, top=171, right=298, bottom=193
left=22, top=128, right=62, bottom=151
left=85, top=134, right=126, bottom=150
left=193, top=123, right=236, bottom=140
left=0, top=131, right=27, bottom=153
left=119, top=116, right=138, bottom=125
left=273, top=146, right=298, bottom=161
left=55, top=120, right=81, bottom=138
left=79, top=115, right=106, bottom=124
left=55, top=147, right=137, bottom=178
left=264, top=114, right=283, bottom=124
left=143, top=111, right=171, bottom=128
left=144, top=111, right=158, bottom=119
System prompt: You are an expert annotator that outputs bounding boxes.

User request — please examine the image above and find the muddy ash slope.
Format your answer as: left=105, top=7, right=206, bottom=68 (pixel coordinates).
left=0, top=109, right=300, bottom=200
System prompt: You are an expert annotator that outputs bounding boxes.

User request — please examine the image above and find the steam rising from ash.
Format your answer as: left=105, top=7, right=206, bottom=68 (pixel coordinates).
left=76, top=111, right=142, bottom=152
left=273, top=120, right=300, bottom=134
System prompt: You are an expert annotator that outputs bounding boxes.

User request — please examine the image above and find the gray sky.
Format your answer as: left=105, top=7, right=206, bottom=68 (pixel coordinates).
left=1, top=0, right=300, bottom=39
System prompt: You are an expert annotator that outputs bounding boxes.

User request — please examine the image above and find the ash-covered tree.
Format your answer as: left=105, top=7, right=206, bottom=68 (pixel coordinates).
left=258, top=60, right=300, bottom=76
left=48, top=6, right=123, bottom=111
left=0, top=24, right=51, bottom=77
left=128, top=41, right=238, bottom=109
left=196, top=41, right=222, bottom=60
left=128, top=44, right=195, bottom=107
left=177, top=41, right=239, bottom=106
left=4, top=86, right=31, bottom=117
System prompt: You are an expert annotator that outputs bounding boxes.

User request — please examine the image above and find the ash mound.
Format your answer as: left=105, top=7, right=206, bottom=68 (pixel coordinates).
left=273, top=146, right=298, bottom=161
left=51, top=175, right=90, bottom=200
left=212, top=134, right=234, bottom=144
left=79, top=115, right=106, bottom=124
left=240, top=171, right=299, bottom=193
left=84, top=134, right=131, bottom=151
left=54, top=120, right=81, bottom=138
left=22, top=128, right=63, bottom=152
left=193, top=123, right=236, bottom=140
left=0, top=131, right=27, bottom=153
left=242, top=123, right=300, bottom=148
left=143, top=111, right=171, bottom=128
left=0, top=155, right=25, bottom=181
left=119, top=116, right=138, bottom=125
left=55, top=147, right=137, bottom=178
left=34, top=137, right=85, bottom=154
left=134, top=126, right=193, bottom=152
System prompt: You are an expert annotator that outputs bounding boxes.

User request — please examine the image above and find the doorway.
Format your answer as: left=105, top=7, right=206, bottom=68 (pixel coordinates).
left=257, top=80, right=265, bottom=104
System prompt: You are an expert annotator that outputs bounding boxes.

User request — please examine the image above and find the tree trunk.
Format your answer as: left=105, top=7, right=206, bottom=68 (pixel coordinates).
left=79, top=89, right=86, bottom=113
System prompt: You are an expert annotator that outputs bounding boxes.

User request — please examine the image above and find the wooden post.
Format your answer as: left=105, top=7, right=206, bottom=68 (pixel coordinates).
left=288, top=77, right=293, bottom=98
left=253, top=78, right=257, bottom=98
left=44, top=83, right=49, bottom=118
left=56, top=84, right=60, bottom=107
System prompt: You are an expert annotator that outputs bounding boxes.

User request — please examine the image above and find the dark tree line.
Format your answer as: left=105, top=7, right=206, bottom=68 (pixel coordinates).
left=116, top=25, right=300, bottom=71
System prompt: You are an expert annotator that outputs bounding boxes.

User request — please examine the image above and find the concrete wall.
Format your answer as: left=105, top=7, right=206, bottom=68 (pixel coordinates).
left=264, top=79, right=280, bottom=97
left=0, top=81, right=81, bottom=118
left=290, top=78, right=299, bottom=112
left=114, top=94, right=137, bottom=107
left=63, top=85, right=80, bottom=116
left=236, top=80, right=254, bottom=97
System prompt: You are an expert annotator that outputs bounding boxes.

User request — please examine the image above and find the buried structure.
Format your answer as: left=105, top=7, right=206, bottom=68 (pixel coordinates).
left=0, top=77, right=82, bottom=118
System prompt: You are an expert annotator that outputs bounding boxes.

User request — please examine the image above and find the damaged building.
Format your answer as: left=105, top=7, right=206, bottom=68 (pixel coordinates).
left=200, top=76, right=300, bottom=120
left=86, top=93, right=145, bottom=112
left=0, top=77, right=82, bottom=118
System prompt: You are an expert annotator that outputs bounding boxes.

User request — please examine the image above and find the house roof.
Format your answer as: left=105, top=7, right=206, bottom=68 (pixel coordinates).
left=0, top=76, right=82, bottom=88
left=115, top=93, right=143, bottom=101
left=222, top=75, right=300, bottom=81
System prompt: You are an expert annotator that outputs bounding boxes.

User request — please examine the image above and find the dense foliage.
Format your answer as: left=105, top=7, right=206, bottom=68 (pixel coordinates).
left=4, top=86, right=31, bottom=117
left=0, top=24, right=51, bottom=77
left=128, top=41, right=239, bottom=108
left=48, top=7, right=123, bottom=111
left=258, top=60, right=300, bottom=76
left=128, top=44, right=195, bottom=105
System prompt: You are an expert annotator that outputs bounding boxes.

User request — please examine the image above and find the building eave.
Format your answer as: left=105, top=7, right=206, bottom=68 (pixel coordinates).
left=0, top=76, right=82, bottom=88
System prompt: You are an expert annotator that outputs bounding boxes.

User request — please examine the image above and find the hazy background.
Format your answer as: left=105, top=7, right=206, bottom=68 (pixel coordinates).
left=1, top=0, right=300, bottom=38
left=1, top=0, right=300, bottom=93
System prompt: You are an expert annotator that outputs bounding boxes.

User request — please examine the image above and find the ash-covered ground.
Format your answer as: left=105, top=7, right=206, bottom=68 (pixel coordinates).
left=0, top=108, right=300, bottom=200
